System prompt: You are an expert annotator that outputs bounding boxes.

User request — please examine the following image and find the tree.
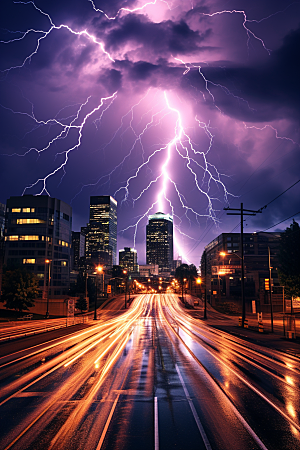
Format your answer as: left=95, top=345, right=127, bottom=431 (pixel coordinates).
left=1, top=268, right=39, bottom=314
left=175, top=264, right=198, bottom=297
left=76, top=295, right=88, bottom=313
left=278, top=220, right=300, bottom=298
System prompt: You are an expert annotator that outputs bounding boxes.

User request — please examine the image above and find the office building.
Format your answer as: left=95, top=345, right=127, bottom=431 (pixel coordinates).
left=202, top=232, right=282, bottom=311
left=83, top=196, right=117, bottom=268
left=71, top=231, right=86, bottom=269
left=146, top=212, right=173, bottom=273
left=119, top=247, right=138, bottom=273
left=0, top=203, right=5, bottom=298
left=4, top=195, right=72, bottom=299
left=0, top=203, right=5, bottom=238
left=138, top=264, right=159, bottom=277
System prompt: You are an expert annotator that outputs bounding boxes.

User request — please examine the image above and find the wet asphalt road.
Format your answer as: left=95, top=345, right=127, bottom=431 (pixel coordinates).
left=0, top=294, right=299, bottom=450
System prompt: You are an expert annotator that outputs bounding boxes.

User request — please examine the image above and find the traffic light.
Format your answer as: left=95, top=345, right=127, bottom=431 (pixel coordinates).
left=264, top=279, right=270, bottom=291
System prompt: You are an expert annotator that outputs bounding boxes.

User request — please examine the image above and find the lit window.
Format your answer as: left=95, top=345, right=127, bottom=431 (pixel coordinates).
left=19, top=235, right=40, bottom=241
left=22, top=208, right=31, bottom=213
left=23, top=259, right=35, bottom=264
left=6, top=235, right=19, bottom=241
left=12, top=208, right=21, bottom=213
left=61, top=261, right=67, bottom=266
left=37, top=273, right=44, bottom=278
left=17, top=219, right=46, bottom=224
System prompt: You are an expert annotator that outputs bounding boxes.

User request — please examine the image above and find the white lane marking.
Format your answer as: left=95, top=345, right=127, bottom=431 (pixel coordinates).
left=176, top=321, right=300, bottom=434
left=154, top=396, right=159, bottom=450
left=228, top=400, right=269, bottom=450
left=175, top=364, right=212, bottom=450
left=172, top=328, right=270, bottom=450
left=96, top=393, right=120, bottom=450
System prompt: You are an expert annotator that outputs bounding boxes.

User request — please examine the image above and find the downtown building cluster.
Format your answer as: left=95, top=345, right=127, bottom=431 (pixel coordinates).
left=0, top=194, right=180, bottom=315
left=0, top=193, right=286, bottom=316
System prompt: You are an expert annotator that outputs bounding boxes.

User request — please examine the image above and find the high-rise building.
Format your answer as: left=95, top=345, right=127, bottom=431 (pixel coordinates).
left=71, top=231, right=86, bottom=269
left=0, top=203, right=6, bottom=299
left=0, top=203, right=5, bottom=238
left=146, top=212, right=173, bottom=273
left=119, top=247, right=138, bottom=273
left=4, top=195, right=72, bottom=298
left=83, top=196, right=117, bottom=268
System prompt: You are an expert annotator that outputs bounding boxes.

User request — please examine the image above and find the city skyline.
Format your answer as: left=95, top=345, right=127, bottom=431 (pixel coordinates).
left=1, top=0, right=300, bottom=266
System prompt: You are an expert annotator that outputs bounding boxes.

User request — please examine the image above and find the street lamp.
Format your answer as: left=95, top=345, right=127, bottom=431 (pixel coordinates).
left=219, top=251, right=246, bottom=327
left=45, top=259, right=51, bottom=319
left=196, top=277, right=201, bottom=297
left=202, top=250, right=207, bottom=319
left=123, top=269, right=127, bottom=309
left=94, top=265, right=103, bottom=320
left=183, top=278, right=187, bottom=303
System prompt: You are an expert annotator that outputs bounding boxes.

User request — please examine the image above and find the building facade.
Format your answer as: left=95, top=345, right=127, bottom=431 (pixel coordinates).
left=0, top=203, right=6, bottom=298
left=138, top=264, right=159, bottom=277
left=83, top=196, right=117, bottom=269
left=4, top=195, right=72, bottom=298
left=119, top=247, right=138, bottom=273
left=146, top=212, right=173, bottom=273
left=0, top=203, right=5, bottom=238
left=71, top=231, right=86, bottom=270
left=202, top=232, right=282, bottom=311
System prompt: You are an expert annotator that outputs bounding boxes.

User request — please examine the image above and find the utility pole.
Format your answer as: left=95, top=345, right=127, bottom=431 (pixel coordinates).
left=268, top=246, right=274, bottom=333
left=203, top=250, right=207, bottom=319
left=224, top=203, right=262, bottom=328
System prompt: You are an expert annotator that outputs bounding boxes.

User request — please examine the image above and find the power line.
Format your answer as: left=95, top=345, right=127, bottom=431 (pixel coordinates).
left=260, top=179, right=300, bottom=211
left=262, top=211, right=300, bottom=231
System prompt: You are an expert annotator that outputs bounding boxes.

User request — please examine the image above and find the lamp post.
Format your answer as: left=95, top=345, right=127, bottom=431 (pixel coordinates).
left=123, top=270, right=127, bottom=309
left=219, top=251, right=246, bottom=326
left=202, top=250, right=207, bottom=319
left=196, top=277, right=201, bottom=297
left=183, top=278, right=187, bottom=303
left=85, top=272, right=88, bottom=310
left=45, top=259, right=51, bottom=319
left=94, top=265, right=103, bottom=320
left=268, top=246, right=274, bottom=333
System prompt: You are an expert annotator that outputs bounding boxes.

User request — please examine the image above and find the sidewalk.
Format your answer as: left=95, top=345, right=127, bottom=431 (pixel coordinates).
left=184, top=295, right=300, bottom=358
left=209, top=322, right=300, bottom=358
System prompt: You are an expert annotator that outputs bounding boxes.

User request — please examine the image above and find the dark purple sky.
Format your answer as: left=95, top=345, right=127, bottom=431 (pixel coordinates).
left=1, top=0, right=300, bottom=266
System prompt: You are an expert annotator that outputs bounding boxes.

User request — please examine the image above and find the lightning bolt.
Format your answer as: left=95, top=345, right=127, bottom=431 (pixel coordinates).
left=198, top=9, right=272, bottom=55
left=117, top=89, right=232, bottom=261
left=1, top=1, right=298, bottom=265
left=88, top=0, right=171, bottom=21
left=0, top=0, right=114, bottom=77
left=242, top=123, right=299, bottom=147
left=17, top=92, right=118, bottom=195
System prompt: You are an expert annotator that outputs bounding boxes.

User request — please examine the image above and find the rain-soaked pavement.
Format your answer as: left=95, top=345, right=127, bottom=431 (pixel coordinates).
left=0, top=293, right=299, bottom=450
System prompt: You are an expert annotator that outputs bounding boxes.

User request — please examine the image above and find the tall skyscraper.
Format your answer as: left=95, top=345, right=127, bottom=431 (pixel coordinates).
left=0, top=203, right=6, bottom=299
left=146, top=212, right=173, bottom=273
left=0, top=203, right=5, bottom=239
left=71, top=231, right=86, bottom=270
left=119, top=247, right=138, bottom=273
left=83, top=196, right=117, bottom=268
left=4, top=195, right=72, bottom=298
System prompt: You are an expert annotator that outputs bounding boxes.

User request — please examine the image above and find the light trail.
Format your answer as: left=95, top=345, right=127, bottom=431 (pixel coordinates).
left=160, top=294, right=300, bottom=430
